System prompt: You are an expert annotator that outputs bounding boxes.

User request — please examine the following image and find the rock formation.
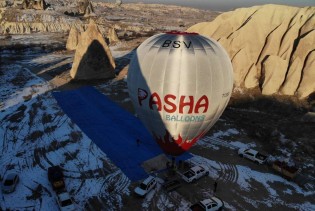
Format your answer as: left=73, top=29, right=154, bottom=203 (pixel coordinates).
left=116, top=0, right=122, bottom=6
left=83, top=0, right=94, bottom=17
left=0, top=0, right=7, bottom=8
left=187, top=4, right=315, bottom=99
left=22, top=0, right=47, bottom=10
left=77, top=0, right=94, bottom=16
left=78, top=0, right=88, bottom=14
left=1, top=1, right=212, bottom=38
left=70, top=20, right=116, bottom=80
left=66, top=26, right=81, bottom=51
left=107, top=27, right=119, bottom=44
left=13, top=0, right=23, bottom=7
left=0, top=8, right=5, bottom=25
left=1, top=21, right=84, bottom=34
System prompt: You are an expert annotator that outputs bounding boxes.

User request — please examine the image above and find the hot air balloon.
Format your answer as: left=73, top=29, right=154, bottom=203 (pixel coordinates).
left=127, top=31, right=233, bottom=156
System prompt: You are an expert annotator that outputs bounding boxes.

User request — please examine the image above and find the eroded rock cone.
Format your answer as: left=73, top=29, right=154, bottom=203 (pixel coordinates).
left=78, top=0, right=88, bottom=14
left=108, top=27, right=119, bottom=43
left=66, top=26, right=80, bottom=51
left=84, top=1, right=95, bottom=17
left=33, top=0, right=45, bottom=10
left=70, top=20, right=116, bottom=80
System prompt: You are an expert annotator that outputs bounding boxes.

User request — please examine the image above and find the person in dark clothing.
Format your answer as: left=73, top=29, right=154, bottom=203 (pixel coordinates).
left=214, top=181, right=218, bottom=193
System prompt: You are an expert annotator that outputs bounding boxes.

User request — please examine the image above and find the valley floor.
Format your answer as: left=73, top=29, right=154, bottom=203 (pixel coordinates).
left=0, top=34, right=314, bottom=211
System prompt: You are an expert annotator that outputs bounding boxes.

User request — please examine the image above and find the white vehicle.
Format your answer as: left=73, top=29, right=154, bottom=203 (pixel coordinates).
left=238, top=148, right=268, bottom=164
left=56, top=191, right=76, bottom=211
left=181, top=165, right=209, bottom=183
left=46, top=6, right=54, bottom=11
left=134, top=176, right=157, bottom=197
left=1, top=172, right=19, bottom=193
left=190, top=196, right=224, bottom=211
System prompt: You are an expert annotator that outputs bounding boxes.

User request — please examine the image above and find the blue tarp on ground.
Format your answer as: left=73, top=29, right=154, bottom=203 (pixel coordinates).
left=53, top=86, right=191, bottom=181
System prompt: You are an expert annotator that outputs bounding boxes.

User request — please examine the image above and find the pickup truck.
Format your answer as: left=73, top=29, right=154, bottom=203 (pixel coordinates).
left=272, top=160, right=301, bottom=180
left=180, top=165, right=209, bottom=183
left=238, top=148, right=267, bottom=164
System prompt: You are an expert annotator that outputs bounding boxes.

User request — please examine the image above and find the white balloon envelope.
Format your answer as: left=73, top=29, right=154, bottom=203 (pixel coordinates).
left=127, top=31, right=233, bottom=156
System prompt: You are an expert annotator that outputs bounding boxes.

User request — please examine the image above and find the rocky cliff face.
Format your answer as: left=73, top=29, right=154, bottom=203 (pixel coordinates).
left=188, top=4, right=315, bottom=99
left=22, top=0, right=47, bottom=10
left=0, top=0, right=95, bottom=34
left=1, top=20, right=83, bottom=34
left=0, top=7, right=85, bottom=34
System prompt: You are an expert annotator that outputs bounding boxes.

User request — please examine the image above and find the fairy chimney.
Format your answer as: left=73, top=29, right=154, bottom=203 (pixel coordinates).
left=84, top=1, right=95, bottom=17
left=66, top=26, right=80, bottom=51
left=70, top=20, right=116, bottom=80
left=108, top=27, right=119, bottom=44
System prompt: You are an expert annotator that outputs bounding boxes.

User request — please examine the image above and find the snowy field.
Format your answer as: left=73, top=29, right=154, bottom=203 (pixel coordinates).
left=0, top=63, right=130, bottom=210
left=188, top=153, right=314, bottom=211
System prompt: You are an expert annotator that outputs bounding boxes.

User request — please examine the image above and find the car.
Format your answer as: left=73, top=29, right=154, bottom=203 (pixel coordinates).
left=56, top=191, right=76, bottom=211
left=48, top=165, right=65, bottom=191
left=190, top=196, right=224, bottom=211
left=134, top=175, right=157, bottom=197
left=238, top=148, right=268, bottom=164
left=181, top=165, right=209, bottom=183
left=46, top=6, right=54, bottom=11
left=1, top=172, right=19, bottom=193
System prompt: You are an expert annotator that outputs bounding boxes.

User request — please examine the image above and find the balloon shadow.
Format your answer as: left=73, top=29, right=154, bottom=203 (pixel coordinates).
left=73, top=40, right=115, bottom=80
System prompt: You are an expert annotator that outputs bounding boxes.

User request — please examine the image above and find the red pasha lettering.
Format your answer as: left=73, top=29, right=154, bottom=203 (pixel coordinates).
left=149, top=93, right=162, bottom=111
left=179, top=96, right=194, bottom=113
left=195, top=95, right=209, bottom=113
left=164, top=94, right=176, bottom=113
left=146, top=92, right=209, bottom=114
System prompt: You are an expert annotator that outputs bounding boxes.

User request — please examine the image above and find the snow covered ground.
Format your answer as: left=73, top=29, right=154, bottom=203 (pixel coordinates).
left=0, top=55, right=130, bottom=210
left=190, top=154, right=314, bottom=210
left=0, top=64, right=51, bottom=110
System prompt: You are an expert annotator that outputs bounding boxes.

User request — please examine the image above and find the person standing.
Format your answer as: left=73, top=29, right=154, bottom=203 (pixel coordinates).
left=214, top=181, right=218, bottom=193
left=136, top=139, right=140, bottom=146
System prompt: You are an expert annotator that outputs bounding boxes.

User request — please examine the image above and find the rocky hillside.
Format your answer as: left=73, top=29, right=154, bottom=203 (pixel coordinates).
left=0, top=0, right=85, bottom=34
left=0, top=1, right=218, bottom=38
left=188, top=4, right=315, bottom=100
left=0, top=9, right=85, bottom=34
